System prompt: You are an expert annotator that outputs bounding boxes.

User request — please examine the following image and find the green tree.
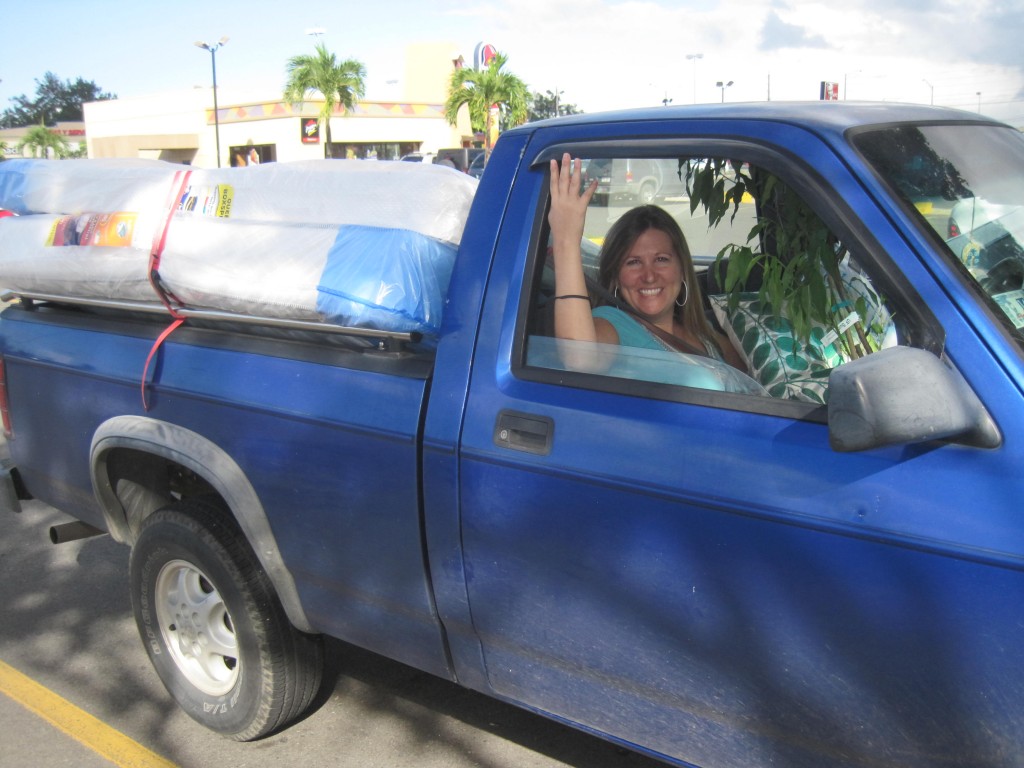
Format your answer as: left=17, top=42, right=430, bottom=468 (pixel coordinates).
left=445, top=52, right=528, bottom=158
left=284, top=42, right=367, bottom=159
left=16, top=122, right=70, bottom=159
left=1, top=73, right=114, bottom=128
left=527, top=89, right=582, bottom=122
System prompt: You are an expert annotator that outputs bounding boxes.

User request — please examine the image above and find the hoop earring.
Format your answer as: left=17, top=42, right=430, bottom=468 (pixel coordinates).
left=675, top=281, right=689, bottom=308
left=613, top=285, right=619, bottom=299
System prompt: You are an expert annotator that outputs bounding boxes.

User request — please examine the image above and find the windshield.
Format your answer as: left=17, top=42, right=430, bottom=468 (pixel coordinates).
left=854, top=124, right=1024, bottom=336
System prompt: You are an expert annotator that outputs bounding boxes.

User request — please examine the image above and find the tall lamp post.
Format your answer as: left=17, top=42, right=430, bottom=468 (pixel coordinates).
left=686, top=53, right=703, bottom=104
left=844, top=70, right=860, bottom=100
left=195, top=36, right=229, bottom=167
left=716, top=80, right=734, bottom=103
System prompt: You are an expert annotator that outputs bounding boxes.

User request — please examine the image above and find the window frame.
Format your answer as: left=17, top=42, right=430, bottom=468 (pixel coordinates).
left=511, top=137, right=943, bottom=419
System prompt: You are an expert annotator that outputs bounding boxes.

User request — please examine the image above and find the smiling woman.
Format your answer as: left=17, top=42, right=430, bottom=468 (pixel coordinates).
left=547, top=153, right=744, bottom=370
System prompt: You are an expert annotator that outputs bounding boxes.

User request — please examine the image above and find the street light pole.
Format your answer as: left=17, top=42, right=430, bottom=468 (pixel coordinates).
left=716, top=80, right=734, bottom=103
left=686, top=53, right=703, bottom=104
left=195, top=36, right=229, bottom=168
left=844, top=70, right=860, bottom=100
left=922, top=79, right=934, bottom=105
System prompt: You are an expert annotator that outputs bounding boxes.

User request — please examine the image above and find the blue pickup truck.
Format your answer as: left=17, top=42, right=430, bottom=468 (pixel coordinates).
left=2, top=102, right=1024, bottom=767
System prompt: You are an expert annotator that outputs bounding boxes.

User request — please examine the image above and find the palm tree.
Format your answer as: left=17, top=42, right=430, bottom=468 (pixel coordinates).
left=17, top=122, right=69, bottom=159
left=284, top=42, right=366, bottom=158
left=445, top=52, right=528, bottom=159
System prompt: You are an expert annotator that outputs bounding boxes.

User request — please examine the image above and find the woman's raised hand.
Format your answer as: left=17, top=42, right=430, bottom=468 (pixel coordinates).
left=548, top=153, right=596, bottom=249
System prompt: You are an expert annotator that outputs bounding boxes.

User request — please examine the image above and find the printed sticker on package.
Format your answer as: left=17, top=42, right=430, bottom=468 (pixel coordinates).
left=177, top=183, right=233, bottom=218
left=47, top=212, right=138, bottom=247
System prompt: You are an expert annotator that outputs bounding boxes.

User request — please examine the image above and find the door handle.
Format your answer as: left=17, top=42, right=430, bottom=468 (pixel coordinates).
left=494, top=410, right=554, bottom=455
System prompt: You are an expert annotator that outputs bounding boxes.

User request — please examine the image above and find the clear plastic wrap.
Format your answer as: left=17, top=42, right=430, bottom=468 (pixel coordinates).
left=0, top=159, right=478, bottom=335
left=0, top=214, right=154, bottom=301
left=0, top=158, right=174, bottom=216
left=0, top=159, right=477, bottom=244
left=157, top=218, right=335, bottom=321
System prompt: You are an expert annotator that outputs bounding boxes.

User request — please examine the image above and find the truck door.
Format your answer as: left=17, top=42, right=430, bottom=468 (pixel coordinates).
left=456, top=130, right=1024, bottom=767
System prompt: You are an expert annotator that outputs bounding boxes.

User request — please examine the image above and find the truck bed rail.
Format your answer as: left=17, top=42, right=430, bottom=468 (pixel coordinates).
left=1, top=290, right=422, bottom=351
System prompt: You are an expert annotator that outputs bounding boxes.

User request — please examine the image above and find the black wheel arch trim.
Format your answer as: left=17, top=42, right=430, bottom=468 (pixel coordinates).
left=90, top=415, right=315, bottom=633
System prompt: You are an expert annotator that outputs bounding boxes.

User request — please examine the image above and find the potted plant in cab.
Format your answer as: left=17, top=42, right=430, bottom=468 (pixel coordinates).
left=685, top=159, right=892, bottom=401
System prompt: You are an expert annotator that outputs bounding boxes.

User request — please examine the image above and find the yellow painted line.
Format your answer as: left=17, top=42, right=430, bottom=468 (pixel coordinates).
left=0, top=659, right=177, bottom=768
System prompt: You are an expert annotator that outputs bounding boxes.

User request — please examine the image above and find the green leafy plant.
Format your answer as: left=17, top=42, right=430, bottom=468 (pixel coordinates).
left=686, top=159, right=881, bottom=360
left=16, top=121, right=70, bottom=160
left=284, top=42, right=366, bottom=159
left=444, top=51, right=529, bottom=159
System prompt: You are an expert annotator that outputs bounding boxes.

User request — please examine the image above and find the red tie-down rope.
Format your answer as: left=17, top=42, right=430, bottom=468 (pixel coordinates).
left=141, top=169, right=192, bottom=411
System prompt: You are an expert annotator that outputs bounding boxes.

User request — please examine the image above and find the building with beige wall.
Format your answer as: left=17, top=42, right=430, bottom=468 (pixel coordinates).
left=81, top=42, right=475, bottom=168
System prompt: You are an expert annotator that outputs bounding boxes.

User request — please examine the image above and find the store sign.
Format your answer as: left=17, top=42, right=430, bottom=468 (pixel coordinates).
left=301, top=118, right=320, bottom=144
left=820, top=81, right=839, bottom=101
left=474, top=42, right=498, bottom=70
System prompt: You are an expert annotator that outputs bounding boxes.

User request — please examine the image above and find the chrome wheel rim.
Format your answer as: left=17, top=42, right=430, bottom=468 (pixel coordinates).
left=153, top=559, right=239, bottom=695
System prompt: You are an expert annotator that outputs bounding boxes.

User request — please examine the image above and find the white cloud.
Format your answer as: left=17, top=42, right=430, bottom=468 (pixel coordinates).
left=760, top=10, right=829, bottom=50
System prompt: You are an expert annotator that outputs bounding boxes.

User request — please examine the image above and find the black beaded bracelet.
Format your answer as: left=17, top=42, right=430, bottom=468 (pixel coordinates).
left=553, top=294, right=591, bottom=302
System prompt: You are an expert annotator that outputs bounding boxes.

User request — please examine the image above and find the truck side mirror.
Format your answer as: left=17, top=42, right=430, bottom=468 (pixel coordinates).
left=828, top=346, right=1001, bottom=452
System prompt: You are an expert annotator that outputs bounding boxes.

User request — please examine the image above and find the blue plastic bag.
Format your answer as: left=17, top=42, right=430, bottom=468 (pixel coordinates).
left=0, top=160, right=32, bottom=214
left=316, top=225, right=456, bottom=336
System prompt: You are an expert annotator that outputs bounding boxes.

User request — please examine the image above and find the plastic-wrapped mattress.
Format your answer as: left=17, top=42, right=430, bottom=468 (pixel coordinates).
left=0, top=158, right=478, bottom=336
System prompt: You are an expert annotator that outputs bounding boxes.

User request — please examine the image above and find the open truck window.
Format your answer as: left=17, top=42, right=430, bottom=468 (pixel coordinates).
left=523, top=150, right=902, bottom=408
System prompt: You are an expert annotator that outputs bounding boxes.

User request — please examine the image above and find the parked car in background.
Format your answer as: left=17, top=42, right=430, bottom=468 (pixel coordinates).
left=434, top=147, right=484, bottom=174
left=468, top=153, right=486, bottom=179
left=584, top=157, right=688, bottom=205
left=400, top=152, right=435, bottom=164
left=947, top=197, right=1023, bottom=240
left=945, top=197, right=1024, bottom=291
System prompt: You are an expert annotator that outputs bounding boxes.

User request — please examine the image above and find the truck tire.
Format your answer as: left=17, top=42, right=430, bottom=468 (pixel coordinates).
left=129, top=500, right=323, bottom=740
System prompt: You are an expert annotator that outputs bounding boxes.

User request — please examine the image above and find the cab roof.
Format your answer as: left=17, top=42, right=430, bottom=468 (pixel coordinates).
left=514, top=101, right=1004, bottom=139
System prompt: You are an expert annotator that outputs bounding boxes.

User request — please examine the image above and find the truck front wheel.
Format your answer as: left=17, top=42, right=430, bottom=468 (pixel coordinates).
left=129, top=500, right=323, bottom=740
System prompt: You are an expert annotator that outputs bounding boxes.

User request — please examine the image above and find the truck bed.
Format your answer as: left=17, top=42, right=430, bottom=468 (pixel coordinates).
left=0, top=299, right=452, bottom=678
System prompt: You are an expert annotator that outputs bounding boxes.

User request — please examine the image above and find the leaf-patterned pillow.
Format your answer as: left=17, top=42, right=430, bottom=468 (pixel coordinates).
left=709, top=293, right=840, bottom=403
left=709, top=259, right=896, bottom=404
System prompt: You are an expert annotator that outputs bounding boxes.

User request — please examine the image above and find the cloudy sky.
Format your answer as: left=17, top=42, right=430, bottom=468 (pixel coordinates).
left=3, top=0, right=1022, bottom=124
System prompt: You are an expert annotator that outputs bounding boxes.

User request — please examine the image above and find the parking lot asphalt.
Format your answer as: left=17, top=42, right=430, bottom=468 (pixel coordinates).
left=0, top=495, right=664, bottom=768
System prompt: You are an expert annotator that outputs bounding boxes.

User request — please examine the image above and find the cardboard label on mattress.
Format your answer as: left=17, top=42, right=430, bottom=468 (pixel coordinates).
left=177, top=183, right=233, bottom=218
left=47, top=212, right=138, bottom=247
